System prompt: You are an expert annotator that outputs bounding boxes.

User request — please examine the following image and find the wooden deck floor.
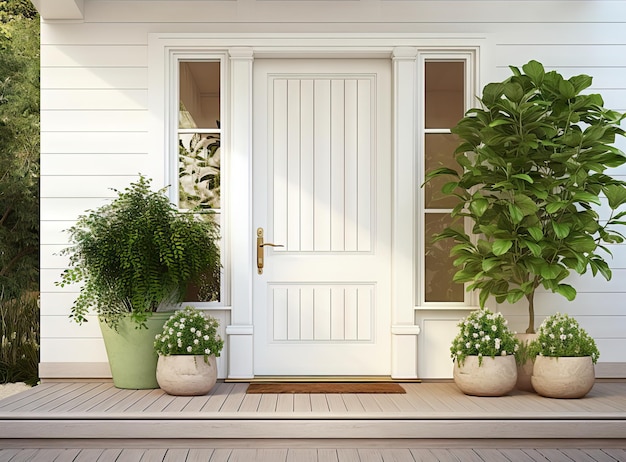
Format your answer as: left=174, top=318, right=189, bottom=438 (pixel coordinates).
left=2, top=447, right=626, bottom=461
left=1, top=380, right=625, bottom=455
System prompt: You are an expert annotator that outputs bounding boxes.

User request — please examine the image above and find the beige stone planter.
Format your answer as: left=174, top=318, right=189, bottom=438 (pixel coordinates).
left=453, top=355, right=517, bottom=397
left=531, top=356, right=595, bottom=399
left=156, top=354, right=217, bottom=396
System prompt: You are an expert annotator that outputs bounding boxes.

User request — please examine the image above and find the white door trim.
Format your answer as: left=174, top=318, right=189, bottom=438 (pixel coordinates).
left=148, top=33, right=488, bottom=379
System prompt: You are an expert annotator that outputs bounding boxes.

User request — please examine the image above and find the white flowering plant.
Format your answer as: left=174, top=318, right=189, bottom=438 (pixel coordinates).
left=528, top=313, right=599, bottom=364
left=154, top=306, right=224, bottom=362
left=450, top=308, right=519, bottom=366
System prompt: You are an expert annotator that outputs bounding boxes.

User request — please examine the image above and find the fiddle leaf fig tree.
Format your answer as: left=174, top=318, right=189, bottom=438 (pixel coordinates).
left=425, top=60, right=626, bottom=333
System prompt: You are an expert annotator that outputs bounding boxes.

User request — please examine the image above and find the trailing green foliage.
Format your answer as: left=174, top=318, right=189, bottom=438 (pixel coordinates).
left=450, top=308, right=519, bottom=366
left=58, top=176, right=221, bottom=329
left=0, top=292, right=39, bottom=385
left=425, top=60, right=626, bottom=333
left=529, top=313, right=599, bottom=363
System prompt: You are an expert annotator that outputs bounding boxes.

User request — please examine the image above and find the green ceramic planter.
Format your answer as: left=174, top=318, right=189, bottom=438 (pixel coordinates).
left=99, top=312, right=173, bottom=389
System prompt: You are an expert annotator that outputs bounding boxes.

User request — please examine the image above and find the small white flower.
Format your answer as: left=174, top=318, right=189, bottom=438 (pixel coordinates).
left=196, top=330, right=202, bottom=337
left=194, top=339, right=199, bottom=345
left=177, top=332, right=182, bottom=337
left=491, top=325, right=497, bottom=332
left=465, top=342, right=471, bottom=349
left=204, top=348, right=211, bottom=355
left=204, top=335, right=210, bottom=341
left=190, top=327, right=196, bottom=333
left=560, top=334, right=567, bottom=340
left=186, top=346, right=192, bottom=353
left=473, top=333, right=479, bottom=338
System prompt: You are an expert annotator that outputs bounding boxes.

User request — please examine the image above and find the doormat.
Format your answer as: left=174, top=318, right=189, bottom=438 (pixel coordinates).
left=246, top=382, right=406, bottom=394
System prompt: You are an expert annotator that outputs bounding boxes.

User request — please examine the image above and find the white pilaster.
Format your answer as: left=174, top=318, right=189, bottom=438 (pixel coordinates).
left=227, top=47, right=255, bottom=379
left=391, top=47, right=420, bottom=379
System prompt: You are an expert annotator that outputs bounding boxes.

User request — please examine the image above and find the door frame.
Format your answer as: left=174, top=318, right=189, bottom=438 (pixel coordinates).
left=228, top=42, right=422, bottom=380
left=148, top=33, right=487, bottom=380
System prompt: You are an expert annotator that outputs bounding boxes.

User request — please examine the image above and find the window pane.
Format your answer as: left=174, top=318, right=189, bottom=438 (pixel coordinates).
left=179, top=61, right=220, bottom=129
left=424, top=133, right=461, bottom=209
left=179, top=133, right=221, bottom=211
left=425, top=61, right=465, bottom=129
left=424, top=213, right=464, bottom=303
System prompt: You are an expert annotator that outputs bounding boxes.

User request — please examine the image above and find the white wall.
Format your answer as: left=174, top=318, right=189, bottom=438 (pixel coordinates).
left=40, top=0, right=626, bottom=379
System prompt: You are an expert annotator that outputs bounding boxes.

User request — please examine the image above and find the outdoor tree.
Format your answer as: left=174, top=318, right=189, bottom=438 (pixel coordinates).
left=0, top=0, right=40, bottom=384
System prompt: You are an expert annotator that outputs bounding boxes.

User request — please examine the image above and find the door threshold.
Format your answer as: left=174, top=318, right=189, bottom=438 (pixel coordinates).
left=226, top=376, right=422, bottom=383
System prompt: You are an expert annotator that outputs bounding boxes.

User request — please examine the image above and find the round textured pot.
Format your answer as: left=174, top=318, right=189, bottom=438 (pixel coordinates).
left=515, top=333, right=537, bottom=392
left=531, top=356, right=595, bottom=399
left=453, top=355, right=517, bottom=397
left=156, top=354, right=218, bottom=396
left=99, top=312, right=172, bottom=389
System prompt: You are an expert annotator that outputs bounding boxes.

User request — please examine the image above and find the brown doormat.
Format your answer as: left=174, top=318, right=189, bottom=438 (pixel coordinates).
left=246, top=382, right=406, bottom=394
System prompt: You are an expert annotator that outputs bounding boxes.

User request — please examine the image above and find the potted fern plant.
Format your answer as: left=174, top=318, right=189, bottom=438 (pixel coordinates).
left=424, top=60, right=626, bottom=389
left=58, top=175, right=220, bottom=389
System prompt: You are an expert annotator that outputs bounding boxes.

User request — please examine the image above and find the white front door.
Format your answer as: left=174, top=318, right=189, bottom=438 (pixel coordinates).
left=252, top=58, right=392, bottom=376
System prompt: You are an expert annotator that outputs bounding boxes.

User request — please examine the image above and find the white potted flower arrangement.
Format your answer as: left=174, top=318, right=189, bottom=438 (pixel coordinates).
left=529, top=313, right=599, bottom=398
left=451, top=308, right=520, bottom=396
left=154, top=306, right=224, bottom=396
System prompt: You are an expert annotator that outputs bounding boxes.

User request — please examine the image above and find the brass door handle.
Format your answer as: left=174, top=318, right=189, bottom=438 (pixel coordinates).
left=257, top=227, right=284, bottom=274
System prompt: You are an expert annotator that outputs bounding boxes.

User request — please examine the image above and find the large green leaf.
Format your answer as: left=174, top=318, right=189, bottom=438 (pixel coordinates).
left=492, top=239, right=513, bottom=256
left=522, top=60, right=545, bottom=85
left=555, top=284, right=577, bottom=301
left=552, top=221, right=571, bottom=239
left=605, top=184, right=626, bottom=209
left=470, top=198, right=490, bottom=217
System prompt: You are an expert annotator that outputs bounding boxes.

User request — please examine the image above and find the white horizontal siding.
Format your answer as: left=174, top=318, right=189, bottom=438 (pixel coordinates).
left=41, top=154, right=152, bottom=175
left=41, top=132, right=149, bottom=154
left=42, top=89, right=148, bottom=110
left=40, top=339, right=108, bottom=363
left=39, top=0, right=626, bottom=379
left=41, top=175, right=142, bottom=198
left=41, top=111, right=148, bottom=132
left=41, top=45, right=147, bottom=67
left=42, top=67, right=148, bottom=89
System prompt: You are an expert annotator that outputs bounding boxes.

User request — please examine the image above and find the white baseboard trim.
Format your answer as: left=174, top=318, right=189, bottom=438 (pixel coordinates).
left=38, top=361, right=626, bottom=382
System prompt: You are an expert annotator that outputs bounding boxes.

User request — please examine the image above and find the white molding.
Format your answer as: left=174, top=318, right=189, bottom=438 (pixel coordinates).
left=227, top=47, right=255, bottom=379
left=225, top=325, right=254, bottom=336
left=391, top=325, right=421, bottom=336
left=391, top=46, right=419, bottom=379
left=148, top=32, right=491, bottom=380
left=31, top=0, right=84, bottom=20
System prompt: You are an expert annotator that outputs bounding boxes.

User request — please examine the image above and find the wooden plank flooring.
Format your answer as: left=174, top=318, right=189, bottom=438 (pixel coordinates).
left=1, top=381, right=625, bottom=443
left=2, top=447, right=626, bottom=461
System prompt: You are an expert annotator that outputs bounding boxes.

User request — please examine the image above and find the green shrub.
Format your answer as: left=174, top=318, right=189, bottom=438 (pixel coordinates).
left=0, top=292, right=39, bottom=385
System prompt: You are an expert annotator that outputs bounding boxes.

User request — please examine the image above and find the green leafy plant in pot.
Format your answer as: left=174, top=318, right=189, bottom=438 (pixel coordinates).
left=57, top=175, right=220, bottom=388
left=424, top=60, right=626, bottom=335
